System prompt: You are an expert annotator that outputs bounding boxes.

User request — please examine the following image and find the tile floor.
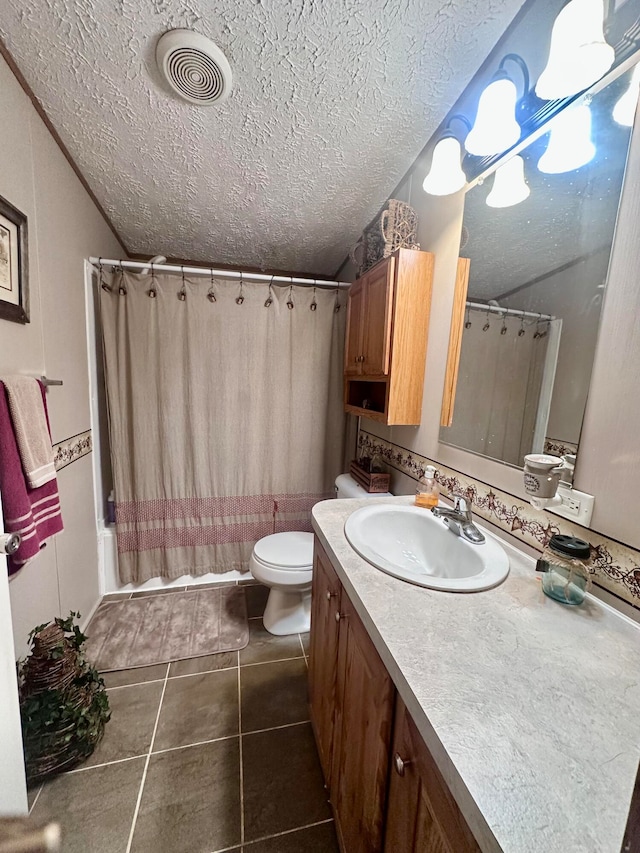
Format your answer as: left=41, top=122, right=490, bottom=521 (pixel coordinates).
left=28, top=581, right=338, bottom=853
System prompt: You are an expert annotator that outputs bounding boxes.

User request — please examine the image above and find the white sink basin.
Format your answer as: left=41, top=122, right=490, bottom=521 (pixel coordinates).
left=344, top=504, right=509, bottom=592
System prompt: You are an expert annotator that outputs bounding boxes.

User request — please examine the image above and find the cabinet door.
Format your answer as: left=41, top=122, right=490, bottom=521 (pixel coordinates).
left=308, top=541, right=342, bottom=785
left=332, top=595, right=395, bottom=853
left=362, top=256, right=395, bottom=376
left=345, top=279, right=366, bottom=376
left=384, top=698, right=481, bottom=853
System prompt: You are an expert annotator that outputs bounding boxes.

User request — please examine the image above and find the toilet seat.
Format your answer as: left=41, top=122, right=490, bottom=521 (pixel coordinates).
left=253, top=531, right=313, bottom=570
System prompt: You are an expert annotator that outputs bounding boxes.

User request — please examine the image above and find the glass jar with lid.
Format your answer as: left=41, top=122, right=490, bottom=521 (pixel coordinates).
left=537, top=534, right=591, bottom=605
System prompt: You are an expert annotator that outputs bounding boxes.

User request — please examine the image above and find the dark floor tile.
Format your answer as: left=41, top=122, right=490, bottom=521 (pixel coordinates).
left=154, top=669, right=238, bottom=751
left=130, top=586, right=187, bottom=598
left=31, top=758, right=145, bottom=853
left=169, top=651, right=237, bottom=677
left=243, top=821, right=339, bottom=852
left=243, top=724, right=331, bottom=842
left=188, top=580, right=238, bottom=590
left=82, top=681, right=164, bottom=767
left=240, top=620, right=304, bottom=666
left=102, top=592, right=132, bottom=601
left=245, top=584, right=270, bottom=618
left=131, top=739, right=241, bottom=853
left=241, top=659, right=309, bottom=733
left=102, top=662, right=168, bottom=689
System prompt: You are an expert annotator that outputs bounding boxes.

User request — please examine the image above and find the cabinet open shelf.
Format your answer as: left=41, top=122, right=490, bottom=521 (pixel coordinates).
left=345, top=380, right=388, bottom=419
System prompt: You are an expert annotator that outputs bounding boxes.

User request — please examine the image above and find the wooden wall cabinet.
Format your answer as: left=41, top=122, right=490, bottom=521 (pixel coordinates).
left=309, top=538, right=480, bottom=853
left=344, top=248, right=434, bottom=425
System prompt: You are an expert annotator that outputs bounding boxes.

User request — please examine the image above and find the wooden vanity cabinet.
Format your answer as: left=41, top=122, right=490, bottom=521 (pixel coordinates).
left=344, top=249, right=434, bottom=425
left=308, top=543, right=342, bottom=782
left=309, top=538, right=481, bottom=853
left=309, top=540, right=394, bottom=853
left=384, top=697, right=481, bottom=853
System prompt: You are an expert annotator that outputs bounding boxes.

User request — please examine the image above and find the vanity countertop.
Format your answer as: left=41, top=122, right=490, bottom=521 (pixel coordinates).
left=312, top=495, right=640, bottom=853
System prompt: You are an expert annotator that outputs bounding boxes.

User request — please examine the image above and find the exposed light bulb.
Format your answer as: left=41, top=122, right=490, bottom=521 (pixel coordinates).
left=538, top=105, right=596, bottom=174
left=613, top=64, right=640, bottom=127
left=465, top=77, right=521, bottom=156
left=422, top=137, right=467, bottom=196
left=486, top=156, right=530, bottom=207
left=535, top=0, right=614, bottom=100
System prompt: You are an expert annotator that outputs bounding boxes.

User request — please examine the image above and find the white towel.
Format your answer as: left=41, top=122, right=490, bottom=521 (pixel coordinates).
left=2, top=375, right=56, bottom=488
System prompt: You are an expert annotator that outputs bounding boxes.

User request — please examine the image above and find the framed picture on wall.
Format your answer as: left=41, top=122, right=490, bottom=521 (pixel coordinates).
left=0, top=194, right=28, bottom=324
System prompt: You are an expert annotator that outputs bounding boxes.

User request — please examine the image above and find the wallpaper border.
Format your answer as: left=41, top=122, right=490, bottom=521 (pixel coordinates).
left=358, top=430, right=640, bottom=610
left=53, top=429, right=92, bottom=471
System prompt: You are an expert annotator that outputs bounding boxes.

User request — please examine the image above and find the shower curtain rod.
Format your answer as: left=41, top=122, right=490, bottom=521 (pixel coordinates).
left=466, top=301, right=554, bottom=321
left=89, top=258, right=350, bottom=289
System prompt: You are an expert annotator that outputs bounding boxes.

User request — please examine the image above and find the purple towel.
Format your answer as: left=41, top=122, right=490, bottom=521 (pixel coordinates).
left=0, top=381, right=63, bottom=575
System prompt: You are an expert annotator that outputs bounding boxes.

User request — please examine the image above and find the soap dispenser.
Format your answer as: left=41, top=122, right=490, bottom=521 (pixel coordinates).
left=415, top=466, right=439, bottom=509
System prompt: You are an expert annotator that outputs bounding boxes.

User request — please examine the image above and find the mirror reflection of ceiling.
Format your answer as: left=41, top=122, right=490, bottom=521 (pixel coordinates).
left=0, top=0, right=527, bottom=274
left=462, top=68, right=635, bottom=301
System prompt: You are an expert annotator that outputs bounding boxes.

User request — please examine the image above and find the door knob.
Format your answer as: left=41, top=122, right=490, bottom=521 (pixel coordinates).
left=393, top=752, right=411, bottom=776
left=0, top=532, right=21, bottom=556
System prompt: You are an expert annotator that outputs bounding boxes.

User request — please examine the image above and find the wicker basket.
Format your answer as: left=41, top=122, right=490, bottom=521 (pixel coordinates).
left=350, top=199, right=419, bottom=277
left=18, top=618, right=110, bottom=785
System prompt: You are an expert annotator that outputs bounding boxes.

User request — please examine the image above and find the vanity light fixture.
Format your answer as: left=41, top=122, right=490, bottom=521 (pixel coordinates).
left=613, top=63, right=640, bottom=127
left=465, top=54, right=529, bottom=157
left=486, top=155, right=530, bottom=207
left=538, top=104, right=596, bottom=174
left=535, top=0, right=614, bottom=100
left=422, top=115, right=471, bottom=196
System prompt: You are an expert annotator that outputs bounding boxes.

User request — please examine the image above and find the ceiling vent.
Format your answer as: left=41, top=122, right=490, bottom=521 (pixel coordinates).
left=156, top=29, right=232, bottom=106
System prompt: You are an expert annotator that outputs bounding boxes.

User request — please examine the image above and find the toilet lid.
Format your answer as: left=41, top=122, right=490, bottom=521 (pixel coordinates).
left=254, top=532, right=314, bottom=569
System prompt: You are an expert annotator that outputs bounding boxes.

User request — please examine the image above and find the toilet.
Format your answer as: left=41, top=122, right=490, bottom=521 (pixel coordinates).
left=250, top=473, right=392, bottom=635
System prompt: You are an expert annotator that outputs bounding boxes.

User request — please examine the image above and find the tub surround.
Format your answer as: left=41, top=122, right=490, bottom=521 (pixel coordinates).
left=312, top=495, right=640, bottom=853
left=358, top=429, right=640, bottom=614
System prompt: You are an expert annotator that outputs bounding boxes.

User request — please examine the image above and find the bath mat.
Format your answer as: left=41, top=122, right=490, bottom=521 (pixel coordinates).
left=84, top=586, right=249, bottom=672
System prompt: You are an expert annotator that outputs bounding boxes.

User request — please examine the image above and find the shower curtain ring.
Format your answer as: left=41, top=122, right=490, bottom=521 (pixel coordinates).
left=148, top=262, right=157, bottom=298
left=310, top=280, right=318, bottom=311
left=334, top=284, right=341, bottom=313
left=286, top=277, right=294, bottom=310
left=464, top=306, right=471, bottom=329
left=533, top=312, right=542, bottom=338
left=236, top=272, right=245, bottom=305
left=482, top=309, right=490, bottom=332
left=208, top=268, right=217, bottom=303
left=178, top=265, right=187, bottom=301
left=264, top=275, right=274, bottom=308
left=99, top=258, right=112, bottom=293
left=518, top=311, right=526, bottom=336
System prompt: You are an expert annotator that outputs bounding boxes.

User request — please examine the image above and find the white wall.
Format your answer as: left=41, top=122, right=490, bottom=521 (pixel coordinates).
left=0, top=54, right=123, bottom=658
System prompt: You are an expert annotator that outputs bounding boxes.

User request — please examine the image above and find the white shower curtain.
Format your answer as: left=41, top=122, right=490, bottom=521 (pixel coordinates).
left=99, top=270, right=346, bottom=585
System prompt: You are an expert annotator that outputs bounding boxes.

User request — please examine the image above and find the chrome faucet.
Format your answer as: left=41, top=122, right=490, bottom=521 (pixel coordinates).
left=432, top=496, right=485, bottom=544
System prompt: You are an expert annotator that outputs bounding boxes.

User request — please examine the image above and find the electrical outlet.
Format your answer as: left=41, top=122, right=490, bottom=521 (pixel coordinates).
left=547, top=486, right=594, bottom=528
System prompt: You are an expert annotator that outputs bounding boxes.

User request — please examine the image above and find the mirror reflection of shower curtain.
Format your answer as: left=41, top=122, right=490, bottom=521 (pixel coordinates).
left=442, top=311, right=556, bottom=466
left=99, top=270, right=346, bottom=585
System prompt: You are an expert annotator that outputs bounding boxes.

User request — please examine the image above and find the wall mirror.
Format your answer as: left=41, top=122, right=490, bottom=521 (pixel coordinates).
left=439, top=61, right=638, bottom=469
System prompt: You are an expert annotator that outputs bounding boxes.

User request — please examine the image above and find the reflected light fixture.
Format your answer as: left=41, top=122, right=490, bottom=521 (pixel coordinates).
left=613, top=63, right=640, bottom=127
left=422, top=115, right=471, bottom=196
left=486, top=155, right=530, bottom=207
left=538, top=104, right=596, bottom=174
left=465, top=54, right=529, bottom=157
left=535, top=0, right=614, bottom=100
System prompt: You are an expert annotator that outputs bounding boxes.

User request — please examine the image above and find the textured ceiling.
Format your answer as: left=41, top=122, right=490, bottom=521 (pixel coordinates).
left=462, top=68, right=635, bottom=301
left=1, top=0, right=525, bottom=274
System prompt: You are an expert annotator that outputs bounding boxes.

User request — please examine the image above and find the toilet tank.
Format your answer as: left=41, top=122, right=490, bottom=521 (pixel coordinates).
left=335, top=473, right=393, bottom=499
